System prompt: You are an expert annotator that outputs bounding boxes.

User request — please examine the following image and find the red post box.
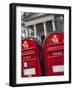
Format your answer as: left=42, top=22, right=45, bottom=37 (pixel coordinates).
left=43, top=32, right=64, bottom=76
left=21, top=38, right=42, bottom=77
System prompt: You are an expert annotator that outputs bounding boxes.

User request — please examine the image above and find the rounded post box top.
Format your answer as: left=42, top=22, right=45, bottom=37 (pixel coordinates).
left=43, top=32, right=64, bottom=48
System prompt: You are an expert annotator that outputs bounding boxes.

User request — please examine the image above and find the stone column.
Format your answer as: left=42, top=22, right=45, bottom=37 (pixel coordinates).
left=25, top=27, right=28, bottom=37
left=43, top=22, right=47, bottom=37
left=33, top=24, right=37, bottom=38
left=52, top=20, right=56, bottom=31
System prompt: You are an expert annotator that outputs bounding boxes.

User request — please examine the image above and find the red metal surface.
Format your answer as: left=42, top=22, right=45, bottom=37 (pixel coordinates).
left=21, top=38, right=42, bottom=77
left=43, top=32, right=64, bottom=76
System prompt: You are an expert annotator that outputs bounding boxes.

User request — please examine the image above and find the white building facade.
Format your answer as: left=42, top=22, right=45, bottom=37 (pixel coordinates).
left=21, top=13, right=64, bottom=42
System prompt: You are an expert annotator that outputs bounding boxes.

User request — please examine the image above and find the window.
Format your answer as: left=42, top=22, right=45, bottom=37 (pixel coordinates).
left=36, top=23, right=44, bottom=42
left=28, top=26, right=34, bottom=37
left=46, top=21, right=53, bottom=34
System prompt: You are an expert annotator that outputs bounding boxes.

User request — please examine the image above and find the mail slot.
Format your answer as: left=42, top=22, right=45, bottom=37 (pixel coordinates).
left=43, top=32, right=64, bottom=76
left=21, top=38, right=42, bottom=77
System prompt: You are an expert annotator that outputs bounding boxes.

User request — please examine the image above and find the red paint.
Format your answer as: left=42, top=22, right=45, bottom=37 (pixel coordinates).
left=43, top=32, right=64, bottom=76
left=21, top=38, right=42, bottom=77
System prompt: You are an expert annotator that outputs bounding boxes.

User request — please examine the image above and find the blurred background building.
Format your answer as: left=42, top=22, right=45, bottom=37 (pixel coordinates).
left=21, top=13, right=64, bottom=43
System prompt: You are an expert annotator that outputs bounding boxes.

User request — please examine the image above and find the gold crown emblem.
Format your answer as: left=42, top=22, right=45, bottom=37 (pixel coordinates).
left=52, top=35, right=59, bottom=43
left=23, top=41, right=28, bottom=48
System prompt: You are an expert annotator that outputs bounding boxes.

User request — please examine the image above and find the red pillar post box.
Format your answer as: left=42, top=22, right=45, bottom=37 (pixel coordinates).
left=43, top=32, right=64, bottom=76
left=21, top=38, right=42, bottom=77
